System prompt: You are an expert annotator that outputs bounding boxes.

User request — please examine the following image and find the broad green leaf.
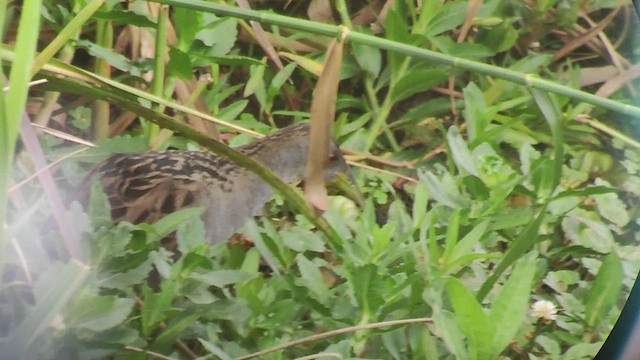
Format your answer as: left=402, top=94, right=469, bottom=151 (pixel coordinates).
left=352, top=38, right=382, bottom=77
left=412, top=177, right=430, bottom=228
left=195, top=54, right=265, bottom=67
left=295, top=254, right=330, bottom=304
left=75, top=39, right=140, bottom=75
left=463, top=82, right=488, bottom=144
left=530, top=89, right=563, bottom=192
left=154, top=314, right=201, bottom=347
left=551, top=185, right=621, bottom=200
left=198, top=338, right=234, bottom=360
left=190, top=270, right=255, bottom=288
left=141, top=281, right=176, bottom=336
left=269, top=62, right=297, bottom=91
left=152, top=207, right=205, bottom=240
left=443, top=253, right=501, bottom=275
left=419, top=169, right=470, bottom=209
left=431, top=36, right=495, bottom=59
left=592, top=178, right=629, bottom=228
left=431, top=310, right=467, bottom=359
left=281, top=227, right=326, bottom=253
left=385, top=8, right=410, bottom=81
left=562, top=209, right=615, bottom=253
left=67, top=295, right=134, bottom=332
left=97, top=257, right=154, bottom=289
left=217, top=99, right=248, bottom=121
left=442, top=209, right=461, bottom=262
left=536, top=335, right=561, bottom=356
left=93, top=10, right=156, bottom=27
left=425, top=1, right=468, bottom=36
left=479, top=23, right=519, bottom=53
left=173, top=7, right=202, bottom=50
left=563, top=343, right=602, bottom=359
left=88, top=179, right=112, bottom=229
left=391, top=69, right=448, bottom=102
left=543, top=270, right=580, bottom=293
left=489, top=253, right=537, bottom=358
left=449, top=221, right=489, bottom=261
left=176, top=212, right=207, bottom=253
left=446, top=278, right=495, bottom=360
left=382, top=328, right=406, bottom=360
left=242, top=221, right=282, bottom=276
left=447, top=126, right=478, bottom=176
left=196, top=18, right=238, bottom=56
left=477, top=205, right=546, bottom=301
left=351, top=264, right=385, bottom=314
left=585, top=253, right=623, bottom=327
left=167, top=47, right=192, bottom=79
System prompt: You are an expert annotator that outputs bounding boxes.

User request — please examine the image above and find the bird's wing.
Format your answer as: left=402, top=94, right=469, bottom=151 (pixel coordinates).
left=95, top=152, right=212, bottom=224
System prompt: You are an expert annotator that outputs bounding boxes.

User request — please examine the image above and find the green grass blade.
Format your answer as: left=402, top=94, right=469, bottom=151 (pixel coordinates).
left=476, top=204, right=547, bottom=301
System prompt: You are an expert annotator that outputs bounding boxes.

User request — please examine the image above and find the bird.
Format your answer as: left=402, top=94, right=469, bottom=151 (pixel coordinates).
left=89, top=123, right=350, bottom=245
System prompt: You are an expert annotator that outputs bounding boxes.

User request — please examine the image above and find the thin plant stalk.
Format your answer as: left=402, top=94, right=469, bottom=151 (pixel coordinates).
left=0, top=0, right=43, bottom=283
left=148, top=4, right=169, bottom=144
left=149, top=0, right=640, bottom=119
left=93, top=11, right=112, bottom=139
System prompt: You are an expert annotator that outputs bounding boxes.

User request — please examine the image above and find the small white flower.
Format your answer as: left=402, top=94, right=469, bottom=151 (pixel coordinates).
left=531, top=300, right=558, bottom=321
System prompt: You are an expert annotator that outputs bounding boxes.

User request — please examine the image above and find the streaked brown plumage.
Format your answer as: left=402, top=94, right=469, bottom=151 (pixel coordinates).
left=90, top=123, right=348, bottom=244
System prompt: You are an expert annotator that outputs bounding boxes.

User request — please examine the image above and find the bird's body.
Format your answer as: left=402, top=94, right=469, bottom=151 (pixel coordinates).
left=92, top=124, right=347, bottom=244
